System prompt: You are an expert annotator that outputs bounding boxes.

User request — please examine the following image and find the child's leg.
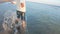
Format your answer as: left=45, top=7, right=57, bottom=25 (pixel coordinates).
left=21, top=12, right=25, bottom=20
left=16, top=10, right=21, bottom=18
left=16, top=10, right=26, bottom=34
left=21, top=12, right=26, bottom=34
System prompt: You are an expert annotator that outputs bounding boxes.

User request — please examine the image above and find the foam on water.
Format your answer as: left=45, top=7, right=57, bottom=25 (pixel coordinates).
left=2, top=10, right=29, bottom=34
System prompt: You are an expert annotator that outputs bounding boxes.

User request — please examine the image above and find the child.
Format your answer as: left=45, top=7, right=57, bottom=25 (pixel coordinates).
left=11, top=0, right=26, bottom=34
left=12, top=0, right=26, bottom=20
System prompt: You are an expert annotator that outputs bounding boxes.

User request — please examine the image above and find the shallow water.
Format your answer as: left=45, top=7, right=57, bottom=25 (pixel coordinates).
left=0, top=2, right=60, bottom=34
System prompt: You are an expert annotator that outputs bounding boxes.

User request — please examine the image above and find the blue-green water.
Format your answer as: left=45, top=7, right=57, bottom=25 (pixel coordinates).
left=0, top=2, right=60, bottom=34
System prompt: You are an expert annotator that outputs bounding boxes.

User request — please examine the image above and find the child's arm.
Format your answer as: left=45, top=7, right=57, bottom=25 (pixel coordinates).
left=0, top=0, right=12, bottom=3
left=11, top=1, right=16, bottom=4
left=0, top=0, right=16, bottom=4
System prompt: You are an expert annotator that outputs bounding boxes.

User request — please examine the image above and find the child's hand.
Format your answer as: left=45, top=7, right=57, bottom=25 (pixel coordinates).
left=0, top=0, right=11, bottom=3
left=11, top=1, right=16, bottom=4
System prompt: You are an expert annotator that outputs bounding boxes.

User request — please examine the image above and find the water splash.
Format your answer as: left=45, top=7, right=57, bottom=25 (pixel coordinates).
left=2, top=10, right=29, bottom=34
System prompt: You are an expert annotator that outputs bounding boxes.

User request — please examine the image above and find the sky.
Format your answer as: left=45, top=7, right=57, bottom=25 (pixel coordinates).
left=26, top=0, right=60, bottom=6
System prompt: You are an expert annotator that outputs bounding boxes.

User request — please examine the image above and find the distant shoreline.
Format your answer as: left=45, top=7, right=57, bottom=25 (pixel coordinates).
left=26, top=1, right=60, bottom=6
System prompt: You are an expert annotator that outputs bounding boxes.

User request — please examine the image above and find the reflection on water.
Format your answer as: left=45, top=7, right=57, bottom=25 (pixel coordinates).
left=0, top=1, right=60, bottom=34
